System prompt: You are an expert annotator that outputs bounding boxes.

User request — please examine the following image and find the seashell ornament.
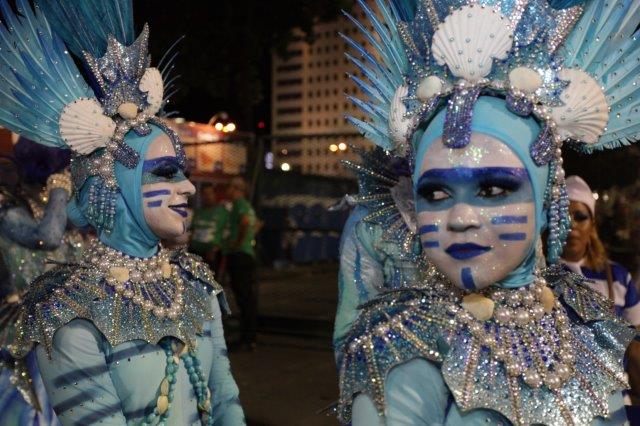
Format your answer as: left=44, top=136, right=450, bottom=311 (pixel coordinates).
left=59, top=98, right=116, bottom=155
left=509, top=67, right=542, bottom=94
left=550, top=68, right=608, bottom=144
left=388, top=85, right=413, bottom=154
left=461, top=293, right=495, bottom=321
left=416, top=76, right=444, bottom=101
left=117, top=102, right=138, bottom=119
left=139, top=67, right=164, bottom=116
left=432, top=5, right=513, bottom=82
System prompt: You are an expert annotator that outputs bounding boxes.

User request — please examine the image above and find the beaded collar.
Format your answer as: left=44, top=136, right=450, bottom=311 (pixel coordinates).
left=5, top=241, right=220, bottom=358
left=337, top=267, right=635, bottom=425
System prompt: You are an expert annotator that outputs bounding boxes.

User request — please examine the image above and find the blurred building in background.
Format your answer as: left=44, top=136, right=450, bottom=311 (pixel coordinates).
left=270, top=9, right=374, bottom=177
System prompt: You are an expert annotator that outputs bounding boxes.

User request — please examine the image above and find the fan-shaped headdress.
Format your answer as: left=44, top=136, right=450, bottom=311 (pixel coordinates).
left=0, top=0, right=184, bottom=233
left=342, top=0, right=640, bottom=262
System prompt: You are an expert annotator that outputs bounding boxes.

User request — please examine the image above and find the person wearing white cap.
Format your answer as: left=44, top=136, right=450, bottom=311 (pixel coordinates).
left=561, top=175, right=640, bottom=326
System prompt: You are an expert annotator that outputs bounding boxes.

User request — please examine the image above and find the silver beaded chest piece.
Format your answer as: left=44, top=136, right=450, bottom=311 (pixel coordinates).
left=337, top=267, right=635, bottom=426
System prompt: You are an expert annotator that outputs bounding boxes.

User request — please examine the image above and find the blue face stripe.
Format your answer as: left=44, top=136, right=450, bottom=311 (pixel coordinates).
left=422, top=240, right=439, bottom=248
left=419, top=224, right=439, bottom=234
left=146, top=200, right=163, bottom=208
left=142, top=156, right=180, bottom=171
left=499, top=232, right=527, bottom=241
left=415, top=167, right=533, bottom=211
left=491, top=215, right=528, bottom=224
left=143, top=189, right=171, bottom=198
left=416, top=167, right=529, bottom=186
left=461, top=267, right=475, bottom=290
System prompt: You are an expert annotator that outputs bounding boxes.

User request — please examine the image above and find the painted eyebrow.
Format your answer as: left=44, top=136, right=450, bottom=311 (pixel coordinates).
left=416, top=167, right=528, bottom=188
left=142, top=156, right=181, bottom=172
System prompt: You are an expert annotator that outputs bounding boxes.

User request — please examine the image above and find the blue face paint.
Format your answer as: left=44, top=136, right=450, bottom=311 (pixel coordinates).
left=419, top=224, right=439, bottom=234
left=142, top=156, right=187, bottom=185
left=491, top=215, right=528, bottom=224
left=499, top=232, right=527, bottom=241
left=445, top=242, right=491, bottom=260
left=146, top=200, right=163, bottom=208
left=168, top=203, right=189, bottom=218
left=415, top=167, right=532, bottom=212
left=143, top=189, right=171, bottom=198
left=422, top=241, right=439, bottom=248
left=461, top=267, right=475, bottom=290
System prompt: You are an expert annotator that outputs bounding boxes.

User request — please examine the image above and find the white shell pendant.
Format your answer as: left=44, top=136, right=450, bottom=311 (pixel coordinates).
left=416, top=76, right=444, bottom=101
left=509, top=67, right=542, bottom=94
left=550, top=68, right=608, bottom=144
left=139, top=67, right=164, bottom=116
left=432, top=5, right=513, bottom=82
left=388, top=84, right=413, bottom=154
left=59, top=98, right=116, bottom=155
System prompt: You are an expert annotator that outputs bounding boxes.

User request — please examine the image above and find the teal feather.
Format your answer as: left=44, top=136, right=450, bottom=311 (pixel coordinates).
left=560, top=0, right=640, bottom=152
left=346, top=116, right=393, bottom=151
left=36, top=0, right=134, bottom=59
left=346, top=95, right=388, bottom=124
left=0, top=0, right=93, bottom=147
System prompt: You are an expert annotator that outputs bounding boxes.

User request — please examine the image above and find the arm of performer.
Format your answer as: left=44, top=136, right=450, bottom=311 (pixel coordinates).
left=0, top=177, right=70, bottom=250
left=333, top=207, right=385, bottom=361
left=208, top=295, right=246, bottom=425
left=35, top=319, right=128, bottom=425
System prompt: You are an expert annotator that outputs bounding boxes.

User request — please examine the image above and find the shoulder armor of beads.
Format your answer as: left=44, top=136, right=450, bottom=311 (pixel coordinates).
left=545, top=264, right=623, bottom=323
left=173, top=250, right=223, bottom=295
left=337, top=288, right=454, bottom=423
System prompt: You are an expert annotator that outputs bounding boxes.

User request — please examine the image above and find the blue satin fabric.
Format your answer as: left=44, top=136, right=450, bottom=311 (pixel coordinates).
left=68, top=126, right=164, bottom=258
left=413, top=97, right=550, bottom=288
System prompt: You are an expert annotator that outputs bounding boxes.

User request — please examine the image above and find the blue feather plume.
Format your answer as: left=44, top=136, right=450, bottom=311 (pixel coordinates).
left=0, top=0, right=93, bottom=148
left=35, top=0, right=134, bottom=59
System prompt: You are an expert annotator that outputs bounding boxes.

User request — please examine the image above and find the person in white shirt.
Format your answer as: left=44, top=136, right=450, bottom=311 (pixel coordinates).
left=560, top=175, right=640, bottom=326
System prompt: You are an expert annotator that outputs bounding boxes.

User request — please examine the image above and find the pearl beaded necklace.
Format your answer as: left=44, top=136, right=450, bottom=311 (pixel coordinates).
left=84, top=240, right=185, bottom=320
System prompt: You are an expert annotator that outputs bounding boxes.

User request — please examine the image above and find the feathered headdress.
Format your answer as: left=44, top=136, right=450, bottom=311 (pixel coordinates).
left=342, top=0, right=640, bottom=262
left=0, top=0, right=184, bottom=232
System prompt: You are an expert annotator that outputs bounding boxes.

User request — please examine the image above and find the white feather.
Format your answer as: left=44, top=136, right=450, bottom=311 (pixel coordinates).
left=389, top=85, right=412, bottom=154
left=139, top=67, right=164, bottom=116
left=59, top=98, right=115, bottom=154
left=551, top=68, right=608, bottom=144
left=432, top=5, right=513, bottom=82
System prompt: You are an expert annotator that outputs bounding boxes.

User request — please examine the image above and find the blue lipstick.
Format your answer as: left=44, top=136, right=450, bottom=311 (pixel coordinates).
left=169, top=203, right=189, bottom=217
left=445, top=243, right=491, bottom=260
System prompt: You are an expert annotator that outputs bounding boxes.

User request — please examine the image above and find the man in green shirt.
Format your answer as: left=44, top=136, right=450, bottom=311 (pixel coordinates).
left=190, top=185, right=228, bottom=274
left=225, top=177, right=258, bottom=350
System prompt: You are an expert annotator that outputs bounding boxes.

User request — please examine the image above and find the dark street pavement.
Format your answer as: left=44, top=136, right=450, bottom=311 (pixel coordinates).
left=224, top=263, right=341, bottom=426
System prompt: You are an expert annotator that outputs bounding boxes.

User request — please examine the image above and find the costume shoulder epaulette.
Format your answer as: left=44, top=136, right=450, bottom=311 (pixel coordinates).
left=336, top=287, right=453, bottom=423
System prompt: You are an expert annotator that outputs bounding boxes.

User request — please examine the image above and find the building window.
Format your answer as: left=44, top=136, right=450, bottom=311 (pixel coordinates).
left=276, top=107, right=302, bottom=114
left=276, top=64, right=302, bottom=72
left=276, top=121, right=302, bottom=129
left=277, top=92, right=302, bottom=101
left=286, top=49, right=303, bottom=57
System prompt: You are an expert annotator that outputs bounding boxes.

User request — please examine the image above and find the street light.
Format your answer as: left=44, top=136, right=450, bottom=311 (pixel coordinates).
left=207, top=111, right=229, bottom=126
left=338, top=142, right=347, bottom=151
left=281, top=162, right=291, bottom=172
left=329, top=144, right=338, bottom=152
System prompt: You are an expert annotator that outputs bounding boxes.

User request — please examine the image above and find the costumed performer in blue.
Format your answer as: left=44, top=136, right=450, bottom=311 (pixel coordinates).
left=0, top=138, right=81, bottom=425
left=333, top=0, right=640, bottom=424
left=0, top=1, right=245, bottom=425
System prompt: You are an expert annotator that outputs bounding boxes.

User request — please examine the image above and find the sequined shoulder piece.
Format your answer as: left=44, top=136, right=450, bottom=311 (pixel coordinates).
left=174, top=250, right=223, bottom=295
left=545, top=264, right=620, bottom=323
left=336, top=288, right=454, bottom=423
left=7, top=259, right=215, bottom=359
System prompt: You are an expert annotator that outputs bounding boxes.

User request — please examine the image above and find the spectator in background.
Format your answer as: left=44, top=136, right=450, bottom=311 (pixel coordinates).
left=560, top=175, right=640, bottom=325
left=189, top=184, right=228, bottom=275
left=225, top=177, right=258, bottom=350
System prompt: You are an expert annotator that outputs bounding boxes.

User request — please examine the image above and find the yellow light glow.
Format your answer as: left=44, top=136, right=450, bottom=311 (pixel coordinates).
left=338, top=142, right=347, bottom=151
left=224, top=123, right=236, bottom=132
left=214, top=122, right=224, bottom=131
left=281, top=162, right=291, bottom=172
left=329, top=144, right=338, bottom=152
left=174, top=117, right=185, bottom=124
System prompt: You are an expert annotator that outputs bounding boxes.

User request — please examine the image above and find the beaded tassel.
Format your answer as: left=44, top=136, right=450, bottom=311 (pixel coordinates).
left=140, top=338, right=214, bottom=425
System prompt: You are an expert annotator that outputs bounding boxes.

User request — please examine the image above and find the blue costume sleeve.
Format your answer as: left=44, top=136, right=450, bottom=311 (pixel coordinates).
left=333, top=207, right=385, bottom=361
left=35, top=319, right=127, bottom=426
left=0, top=188, right=68, bottom=250
left=208, top=296, right=246, bottom=426
left=352, top=358, right=450, bottom=425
